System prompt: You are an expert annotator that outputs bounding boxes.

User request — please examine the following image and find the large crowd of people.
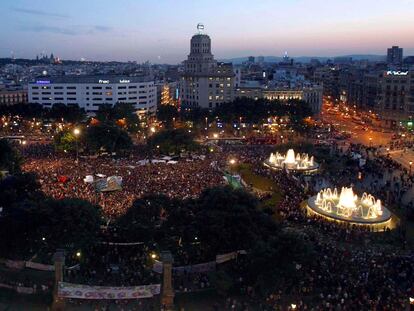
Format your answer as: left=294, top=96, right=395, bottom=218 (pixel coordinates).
left=21, top=144, right=225, bottom=219
left=2, top=130, right=414, bottom=310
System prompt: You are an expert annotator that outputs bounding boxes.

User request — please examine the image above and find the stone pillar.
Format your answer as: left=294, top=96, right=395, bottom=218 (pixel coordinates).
left=160, top=251, right=174, bottom=310
left=52, top=249, right=65, bottom=311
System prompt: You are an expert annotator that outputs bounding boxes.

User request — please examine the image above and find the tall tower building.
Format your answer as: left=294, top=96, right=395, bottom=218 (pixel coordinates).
left=387, top=46, right=403, bottom=66
left=179, top=24, right=235, bottom=109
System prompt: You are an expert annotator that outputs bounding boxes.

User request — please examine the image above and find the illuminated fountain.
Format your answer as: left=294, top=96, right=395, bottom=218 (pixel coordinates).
left=264, top=149, right=319, bottom=173
left=306, top=186, right=392, bottom=227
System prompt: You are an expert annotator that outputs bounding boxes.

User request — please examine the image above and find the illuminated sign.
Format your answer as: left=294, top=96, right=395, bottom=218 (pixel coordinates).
left=386, top=71, right=409, bottom=76
left=119, top=79, right=130, bottom=83
left=36, top=80, right=50, bottom=84
left=99, top=80, right=110, bottom=84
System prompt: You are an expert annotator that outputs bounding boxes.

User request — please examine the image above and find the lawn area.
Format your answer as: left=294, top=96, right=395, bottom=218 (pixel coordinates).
left=234, top=163, right=282, bottom=209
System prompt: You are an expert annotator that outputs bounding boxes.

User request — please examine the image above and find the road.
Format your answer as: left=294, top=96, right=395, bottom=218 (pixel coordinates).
left=385, top=149, right=414, bottom=171
left=320, top=110, right=393, bottom=146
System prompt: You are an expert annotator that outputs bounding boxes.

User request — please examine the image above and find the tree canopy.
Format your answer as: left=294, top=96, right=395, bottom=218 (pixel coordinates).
left=84, top=123, right=133, bottom=154
left=95, top=103, right=140, bottom=133
left=147, top=128, right=199, bottom=155
left=157, top=105, right=179, bottom=128
left=213, top=97, right=313, bottom=124
left=0, top=139, right=22, bottom=175
left=47, top=103, right=86, bottom=123
left=53, top=129, right=77, bottom=153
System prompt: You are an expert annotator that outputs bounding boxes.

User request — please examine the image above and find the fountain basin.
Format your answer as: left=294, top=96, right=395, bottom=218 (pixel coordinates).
left=306, top=187, right=392, bottom=227
left=264, top=149, right=319, bottom=174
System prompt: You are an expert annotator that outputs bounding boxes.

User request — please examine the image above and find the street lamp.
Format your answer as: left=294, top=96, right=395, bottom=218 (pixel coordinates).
left=410, top=161, right=412, bottom=175
left=205, top=117, right=208, bottom=131
left=73, top=128, right=80, bottom=163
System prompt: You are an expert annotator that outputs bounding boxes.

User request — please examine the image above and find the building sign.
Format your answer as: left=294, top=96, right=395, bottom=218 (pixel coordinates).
left=36, top=80, right=51, bottom=84
left=58, top=282, right=160, bottom=300
left=99, top=80, right=110, bottom=84
left=119, top=79, right=130, bottom=83
left=386, top=71, right=409, bottom=76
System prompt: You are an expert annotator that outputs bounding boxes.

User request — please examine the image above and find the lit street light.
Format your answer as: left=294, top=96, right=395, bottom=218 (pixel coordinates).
left=73, top=128, right=80, bottom=164
left=410, top=161, right=412, bottom=175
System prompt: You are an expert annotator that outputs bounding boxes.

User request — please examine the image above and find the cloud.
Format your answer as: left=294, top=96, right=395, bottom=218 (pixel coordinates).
left=18, top=24, right=113, bottom=36
left=12, top=7, right=69, bottom=18
left=94, top=25, right=112, bottom=32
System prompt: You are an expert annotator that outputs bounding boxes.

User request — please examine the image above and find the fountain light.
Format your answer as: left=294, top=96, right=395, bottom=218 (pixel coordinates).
left=264, top=149, right=318, bottom=173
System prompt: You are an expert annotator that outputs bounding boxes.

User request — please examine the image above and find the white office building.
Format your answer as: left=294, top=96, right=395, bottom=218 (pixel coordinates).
left=28, top=75, right=157, bottom=115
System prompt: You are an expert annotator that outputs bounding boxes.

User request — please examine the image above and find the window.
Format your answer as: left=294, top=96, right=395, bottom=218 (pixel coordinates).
left=67, top=86, right=76, bottom=90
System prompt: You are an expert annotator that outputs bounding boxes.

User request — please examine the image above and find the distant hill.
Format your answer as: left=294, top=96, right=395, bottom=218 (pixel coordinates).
left=219, top=54, right=386, bottom=64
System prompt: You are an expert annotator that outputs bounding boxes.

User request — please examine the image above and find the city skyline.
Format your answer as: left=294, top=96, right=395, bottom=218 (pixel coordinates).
left=1, top=0, right=414, bottom=63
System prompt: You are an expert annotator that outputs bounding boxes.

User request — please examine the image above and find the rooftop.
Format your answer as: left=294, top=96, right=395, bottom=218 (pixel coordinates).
left=29, top=75, right=153, bottom=85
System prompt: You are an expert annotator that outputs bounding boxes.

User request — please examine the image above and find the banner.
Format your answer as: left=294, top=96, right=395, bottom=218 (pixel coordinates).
left=0, top=283, right=14, bottom=290
left=26, top=261, right=54, bottom=271
left=16, top=286, right=35, bottom=294
left=5, top=259, right=25, bottom=270
left=216, top=252, right=237, bottom=264
left=153, top=250, right=247, bottom=273
left=173, top=261, right=216, bottom=275
left=98, top=241, right=144, bottom=246
left=58, top=282, right=161, bottom=300
left=95, top=176, right=122, bottom=192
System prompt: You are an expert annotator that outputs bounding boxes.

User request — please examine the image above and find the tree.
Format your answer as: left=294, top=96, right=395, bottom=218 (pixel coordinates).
left=246, top=232, right=314, bottom=294
left=147, top=128, right=199, bottom=155
left=116, top=194, right=179, bottom=243
left=53, top=129, right=77, bottom=153
left=189, top=187, right=279, bottom=258
left=0, top=172, right=44, bottom=208
left=0, top=198, right=43, bottom=258
left=157, top=105, right=179, bottom=128
left=213, top=97, right=313, bottom=125
left=0, top=103, right=44, bottom=119
left=45, top=103, right=86, bottom=123
left=95, top=103, right=140, bottom=133
left=0, top=172, right=46, bottom=258
left=37, top=198, right=103, bottom=254
left=0, top=139, right=22, bottom=175
left=84, top=124, right=132, bottom=154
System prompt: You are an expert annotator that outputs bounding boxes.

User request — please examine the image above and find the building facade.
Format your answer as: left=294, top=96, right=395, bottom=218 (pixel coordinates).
left=235, top=86, right=323, bottom=114
left=387, top=46, right=403, bottom=67
left=28, top=75, right=157, bottom=115
left=377, top=70, right=414, bottom=124
left=0, top=89, right=28, bottom=106
left=179, top=27, right=235, bottom=109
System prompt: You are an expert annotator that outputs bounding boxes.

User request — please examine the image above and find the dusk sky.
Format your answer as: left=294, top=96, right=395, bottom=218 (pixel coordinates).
left=1, top=0, right=413, bottom=63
